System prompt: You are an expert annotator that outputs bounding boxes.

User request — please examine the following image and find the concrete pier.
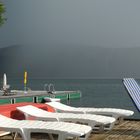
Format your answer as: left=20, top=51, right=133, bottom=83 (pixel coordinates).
left=0, top=90, right=82, bottom=104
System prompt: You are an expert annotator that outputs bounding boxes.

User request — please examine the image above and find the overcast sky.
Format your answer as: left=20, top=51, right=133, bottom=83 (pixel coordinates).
left=1, top=0, right=140, bottom=48
left=0, top=0, right=140, bottom=78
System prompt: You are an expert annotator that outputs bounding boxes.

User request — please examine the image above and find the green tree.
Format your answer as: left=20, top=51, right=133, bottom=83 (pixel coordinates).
left=0, top=1, right=6, bottom=26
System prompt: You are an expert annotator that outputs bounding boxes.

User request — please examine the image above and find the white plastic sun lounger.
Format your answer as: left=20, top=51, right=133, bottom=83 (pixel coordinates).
left=0, top=114, right=92, bottom=140
left=123, top=78, right=140, bottom=111
left=46, top=102, right=134, bottom=122
left=17, top=105, right=116, bottom=131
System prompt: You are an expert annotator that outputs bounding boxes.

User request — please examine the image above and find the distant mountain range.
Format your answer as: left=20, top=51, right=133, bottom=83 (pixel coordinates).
left=0, top=44, right=140, bottom=79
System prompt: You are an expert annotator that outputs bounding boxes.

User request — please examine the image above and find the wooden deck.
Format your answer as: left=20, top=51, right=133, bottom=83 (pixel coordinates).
left=89, top=120, right=140, bottom=140
left=0, top=120, right=140, bottom=140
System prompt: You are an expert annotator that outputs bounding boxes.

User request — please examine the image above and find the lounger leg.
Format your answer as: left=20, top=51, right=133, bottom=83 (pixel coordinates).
left=58, top=133, right=67, bottom=140
left=118, top=117, right=124, bottom=124
left=109, top=121, right=115, bottom=130
left=20, top=129, right=31, bottom=140
left=48, top=133, right=55, bottom=140
left=98, top=125, right=104, bottom=133
left=13, top=132, right=17, bottom=140
left=83, top=132, right=91, bottom=140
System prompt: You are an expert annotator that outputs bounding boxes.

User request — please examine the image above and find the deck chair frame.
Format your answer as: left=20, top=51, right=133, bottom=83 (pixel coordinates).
left=0, top=114, right=92, bottom=140
left=17, top=105, right=116, bottom=131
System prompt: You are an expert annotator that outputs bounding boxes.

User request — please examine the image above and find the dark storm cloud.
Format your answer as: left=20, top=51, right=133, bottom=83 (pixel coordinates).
left=1, top=0, right=140, bottom=78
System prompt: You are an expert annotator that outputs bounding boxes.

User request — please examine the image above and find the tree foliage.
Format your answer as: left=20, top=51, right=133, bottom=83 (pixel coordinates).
left=0, top=1, right=6, bottom=26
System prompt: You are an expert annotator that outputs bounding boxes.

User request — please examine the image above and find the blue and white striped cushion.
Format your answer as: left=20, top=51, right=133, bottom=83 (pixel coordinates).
left=123, top=78, right=140, bottom=111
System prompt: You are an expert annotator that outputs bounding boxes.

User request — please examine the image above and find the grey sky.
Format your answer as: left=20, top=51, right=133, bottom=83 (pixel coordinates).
left=0, top=0, right=140, bottom=78
left=1, top=0, right=140, bottom=48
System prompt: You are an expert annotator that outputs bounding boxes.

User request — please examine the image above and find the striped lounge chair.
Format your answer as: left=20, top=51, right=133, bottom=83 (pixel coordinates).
left=123, top=78, right=140, bottom=111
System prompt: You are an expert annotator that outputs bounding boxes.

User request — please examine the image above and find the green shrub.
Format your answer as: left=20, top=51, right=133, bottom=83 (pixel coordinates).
left=0, top=2, right=6, bottom=26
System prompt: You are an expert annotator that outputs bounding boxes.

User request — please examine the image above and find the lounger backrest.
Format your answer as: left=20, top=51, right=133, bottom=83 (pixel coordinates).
left=46, top=102, right=75, bottom=111
left=17, top=105, right=52, bottom=115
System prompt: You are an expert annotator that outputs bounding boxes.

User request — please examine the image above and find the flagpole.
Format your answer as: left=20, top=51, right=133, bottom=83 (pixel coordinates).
left=24, top=71, right=27, bottom=93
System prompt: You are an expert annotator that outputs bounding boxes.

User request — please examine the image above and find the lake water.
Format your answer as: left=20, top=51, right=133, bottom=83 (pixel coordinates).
left=1, top=78, right=139, bottom=119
